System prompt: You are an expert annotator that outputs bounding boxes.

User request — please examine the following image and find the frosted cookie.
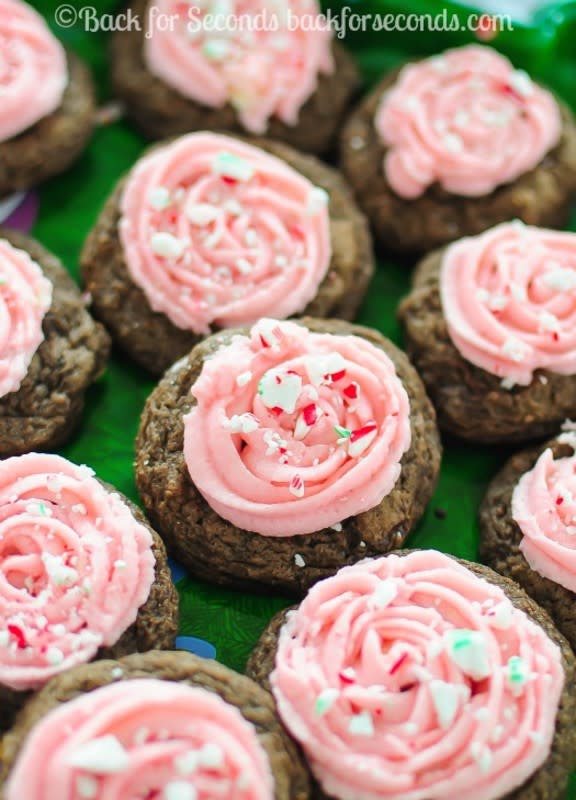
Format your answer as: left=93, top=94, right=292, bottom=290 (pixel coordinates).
left=135, top=318, right=441, bottom=593
left=480, top=429, right=576, bottom=652
left=111, top=0, right=358, bottom=154
left=0, top=453, right=178, bottom=729
left=398, top=222, right=576, bottom=443
left=340, top=45, right=576, bottom=256
left=0, top=0, right=95, bottom=197
left=81, top=132, right=374, bottom=375
left=248, top=549, right=576, bottom=800
left=0, top=229, right=109, bottom=456
left=0, top=650, right=309, bottom=799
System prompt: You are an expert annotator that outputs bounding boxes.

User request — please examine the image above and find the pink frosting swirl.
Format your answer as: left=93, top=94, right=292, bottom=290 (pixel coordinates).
left=0, top=237, right=52, bottom=399
left=512, top=433, right=576, bottom=592
left=144, top=0, right=333, bottom=135
left=440, top=222, right=576, bottom=385
left=183, top=319, right=411, bottom=536
left=375, top=45, right=561, bottom=199
left=271, top=550, right=564, bottom=800
left=0, top=453, right=155, bottom=692
left=120, top=133, right=332, bottom=335
left=5, top=679, right=274, bottom=800
left=0, top=0, right=67, bottom=142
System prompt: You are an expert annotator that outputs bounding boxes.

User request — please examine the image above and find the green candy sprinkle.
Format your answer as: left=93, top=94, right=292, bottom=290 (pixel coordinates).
left=507, top=656, right=529, bottom=687
left=334, top=425, right=351, bottom=439
left=314, top=688, right=339, bottom=717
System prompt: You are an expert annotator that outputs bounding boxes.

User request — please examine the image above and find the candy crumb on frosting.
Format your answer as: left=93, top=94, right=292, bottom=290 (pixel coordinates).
left=271, top=550, right=564, bottom=800
left=183, top=319, right=411, bottom=536
left=4, top=679, right=275, bottom=800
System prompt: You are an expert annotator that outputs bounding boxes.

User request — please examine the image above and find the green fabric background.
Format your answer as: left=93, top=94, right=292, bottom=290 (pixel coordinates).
left=22, top=5, right=576, bottom=782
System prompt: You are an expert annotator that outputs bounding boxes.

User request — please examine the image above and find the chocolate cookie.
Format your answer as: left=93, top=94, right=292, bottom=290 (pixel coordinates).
left=0, top=228, right=110, bottom=456
left=398, top=235, right=576, bottom=444
left=0, top=52, right=95, bottom=198
left=81, top=133, right=374, bottom=376
left=135, top=317, right=441, bottom=594
left=479, top=433, right=576, bottom=651
left=0, top=453, right=179, bottom=730
left=111, top=0, right=359, bottom=154
left=247, top=550, right=576, bottom=800
left=0, top=651, right=310, bottom=799
left=340, top=46, right=576, bottom=257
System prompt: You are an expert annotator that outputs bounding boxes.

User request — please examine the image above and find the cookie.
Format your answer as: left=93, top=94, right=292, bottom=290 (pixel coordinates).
left=340, top=44, right=576, bottom=257
left=81, top=132, right=374, bottom=375
left=398, top=222, right=576, bottom=444
left=247, top=549, right=576, bottom=800
left=479, top=429, right=576, bottom=652
left=135, top=317, right=441, bottom=594
left=111, top=0, right=359, bottom=154
left=0, top=650, right=310, bottom=799
left=0, top=0, right=95, bottom=198
left=0, top=228, right=110, bottom=456
left=0, top=453, right=179, bottom=730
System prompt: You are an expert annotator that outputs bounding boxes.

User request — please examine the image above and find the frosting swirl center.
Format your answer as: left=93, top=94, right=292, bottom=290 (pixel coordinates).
left=512, top=433, right=576, bottom=592
left=0, top=238, right=52, bottom=399
left=0, top=453, right=155, bottom=691
left=0, top=0, right=67, bottom=142
left=183, top=319, right=411, bottom=536
left=144, top=0, right=334, bottom=135
left=440, top=222, right=576, bottom=385
left=4, top=679, right=274, bottom=800
left=375, top=45, right=561, bottom=199
left=271, top=550, right=564, bottom=800
left=120, top=133, right=332, bottom=335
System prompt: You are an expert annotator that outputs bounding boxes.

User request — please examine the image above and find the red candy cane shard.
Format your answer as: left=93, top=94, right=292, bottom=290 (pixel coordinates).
left=295, top=403, right=323, bottom=440
left=325, top=369, right=347, bottom=383
left=343, top=382, right=359, bottom=400
left=339, top=667, right=356, bottom=684
left=349, top=422, right=379, bottom=458
left=289, top=474, right=305, bottom=498
left=350, top=422, right=378, bottom=442
left=7, top=624, right=28, bottom=649
left=389, top=652, right=409, bottom=675
left=303, top=403, right=320, bottom=426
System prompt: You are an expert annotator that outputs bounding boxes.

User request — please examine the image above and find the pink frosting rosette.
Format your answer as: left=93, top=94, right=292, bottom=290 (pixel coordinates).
left=512, top=432, right=576, bottom=592
left=375, top=45, right=561, bottom=199
left=119, top=133, right=332, bottom=335
left=271, top=550, right=564, bottom=800
left=0, top=0, right=67, bottom=142
left=0, top=453, right=155, bottom=692
left=183, top=319, right=411, bottom=536
left=0, top=237, right=52, bottom=399
left=144, top=0, right=333, bottom=135
left=4, top=679, right=274, bottom=800
left=440, top=222, right=576, bottom=386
